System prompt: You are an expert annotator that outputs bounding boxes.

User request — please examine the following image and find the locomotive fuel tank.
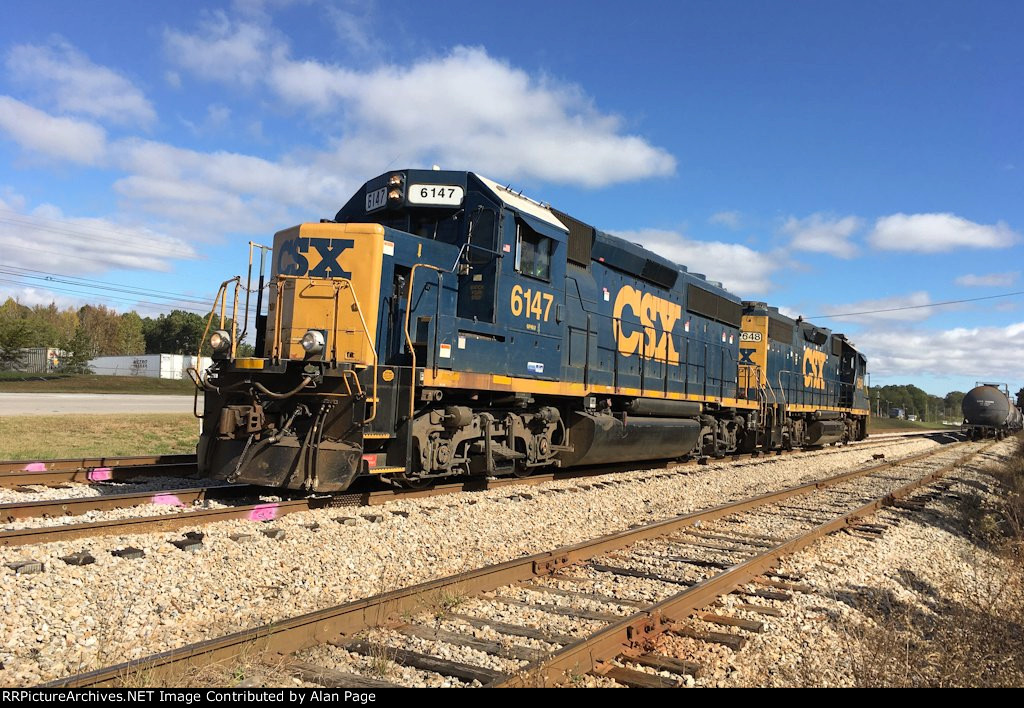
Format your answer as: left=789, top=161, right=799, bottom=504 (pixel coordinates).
left=962, top=385, right=1013, bottom=428
left=805, top=420, right=846, bottom=446
left=558, top=412, right=700, bottom=467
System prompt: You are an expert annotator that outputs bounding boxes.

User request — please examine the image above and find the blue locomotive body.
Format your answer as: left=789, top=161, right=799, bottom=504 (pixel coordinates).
left=196, top=169, right=868, bottom=492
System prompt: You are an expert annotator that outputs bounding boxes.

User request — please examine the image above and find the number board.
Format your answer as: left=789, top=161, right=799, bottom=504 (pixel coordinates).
left=366, top=187, right=387, bottom=212
left=408, top=184, right=464, bottom=207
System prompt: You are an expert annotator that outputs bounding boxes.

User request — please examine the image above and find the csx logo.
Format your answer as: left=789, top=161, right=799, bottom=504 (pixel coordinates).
left=803, top=349, right=827, bottom=390
left=613, top=285, right=682, bottom=365
left=276, top=237, right=354, bottom=278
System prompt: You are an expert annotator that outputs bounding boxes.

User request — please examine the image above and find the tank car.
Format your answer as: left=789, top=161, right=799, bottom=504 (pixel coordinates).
left=961, top=384, right=1023, bottom=439
left=192, top=169, right=869, bottom=493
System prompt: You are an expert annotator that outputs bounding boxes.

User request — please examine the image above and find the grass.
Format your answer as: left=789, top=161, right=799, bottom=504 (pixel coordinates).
left=0, top=373, right=195, bottom=395
left=868, top=416, right=957, bottom=433
left=0, top=413, right=199, bottom=459
left=838, top=435, right=1024, bottom=687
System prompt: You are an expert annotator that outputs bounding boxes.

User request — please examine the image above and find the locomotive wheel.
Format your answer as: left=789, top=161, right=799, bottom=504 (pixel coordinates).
left=512, top=462, right=533, bottom=479
left=388, top=474, right=434, bottom=490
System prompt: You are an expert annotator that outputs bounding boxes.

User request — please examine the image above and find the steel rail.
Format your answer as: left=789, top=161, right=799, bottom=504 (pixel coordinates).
left=42, top=438, right=978, bottom=688
left=0, top=455, right=198, bottom=489
left=1, top=435, right=937, bottom=547
left=495, top=440, right=995, bottom=686
left=0, top=485, right=252, bottom=522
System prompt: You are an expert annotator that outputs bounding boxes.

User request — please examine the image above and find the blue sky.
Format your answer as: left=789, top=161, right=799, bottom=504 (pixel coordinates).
left=0, top=0, right=1021, bottom=396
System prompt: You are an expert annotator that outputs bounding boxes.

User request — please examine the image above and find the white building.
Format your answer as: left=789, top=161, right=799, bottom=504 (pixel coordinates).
left=86, top=354, right=213, bottom=380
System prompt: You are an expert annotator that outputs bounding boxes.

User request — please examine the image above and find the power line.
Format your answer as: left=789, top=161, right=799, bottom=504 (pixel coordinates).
left=0, top=277, right=210, bottom=315
left=811, top=290, right=1024, bottom=319
left=0, top=265, right=216, bottom=307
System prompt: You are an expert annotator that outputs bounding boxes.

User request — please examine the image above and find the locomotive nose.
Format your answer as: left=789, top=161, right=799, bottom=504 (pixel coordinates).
left=265, top=222, right=387, bottom=365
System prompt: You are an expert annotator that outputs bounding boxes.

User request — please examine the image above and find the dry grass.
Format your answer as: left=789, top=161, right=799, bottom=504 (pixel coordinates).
left=0, top=413, right=199, bottom=459
left=837, top=435, right=1024, bottom=687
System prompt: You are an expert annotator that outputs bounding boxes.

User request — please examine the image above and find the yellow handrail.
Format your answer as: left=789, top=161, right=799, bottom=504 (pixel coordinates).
left=403, top=263, right=445, bottom=421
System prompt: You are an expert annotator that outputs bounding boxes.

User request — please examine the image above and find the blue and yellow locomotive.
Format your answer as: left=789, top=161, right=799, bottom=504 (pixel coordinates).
left=195, top=169, right=869, bottom=492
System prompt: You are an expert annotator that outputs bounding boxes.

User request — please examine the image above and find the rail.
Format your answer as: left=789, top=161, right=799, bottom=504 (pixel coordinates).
left=42, top=434, right=978, bottom=687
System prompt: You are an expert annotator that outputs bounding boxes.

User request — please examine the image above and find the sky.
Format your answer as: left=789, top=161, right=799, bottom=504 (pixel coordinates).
left=0, top=0, right=1021, bottom=397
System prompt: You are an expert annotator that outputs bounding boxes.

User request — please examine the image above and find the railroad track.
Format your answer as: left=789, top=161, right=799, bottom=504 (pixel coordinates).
left=44, top=436, right=990, bottom=688
left=0, top=433, right=944, bottom=548
left=0, top=454, right=197, bottom=489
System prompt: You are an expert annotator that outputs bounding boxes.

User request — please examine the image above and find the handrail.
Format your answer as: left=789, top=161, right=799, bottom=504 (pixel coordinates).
left=403, top=264, right=446, bottom=421
left=190, top=277, right=241, bottom=389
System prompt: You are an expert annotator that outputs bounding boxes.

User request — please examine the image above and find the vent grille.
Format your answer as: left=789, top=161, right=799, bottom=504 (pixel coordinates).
left=551, top=208, right=594, bottom=267
left=686, top=285, right=742, bottom=328
left=768, top=318, right=794, bottom=344
left=641, top=259, right=678, bottom=289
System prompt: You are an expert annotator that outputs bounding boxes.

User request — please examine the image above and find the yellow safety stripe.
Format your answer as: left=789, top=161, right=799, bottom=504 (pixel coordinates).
left=421, top=370, right=759, bottom=410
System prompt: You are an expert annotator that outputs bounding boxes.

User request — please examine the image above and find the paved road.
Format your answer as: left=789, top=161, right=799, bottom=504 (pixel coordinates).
left=0, top=393, right=199, bottom=416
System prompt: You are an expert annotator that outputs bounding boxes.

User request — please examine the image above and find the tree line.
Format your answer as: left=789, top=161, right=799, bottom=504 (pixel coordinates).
left=0, top=298, right=251, bottom=372
left=869, top=383, right=1024, bottom=422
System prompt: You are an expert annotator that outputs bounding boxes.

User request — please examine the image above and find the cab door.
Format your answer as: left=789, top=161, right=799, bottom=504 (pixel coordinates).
left=456, top=198, right=500, bottom=323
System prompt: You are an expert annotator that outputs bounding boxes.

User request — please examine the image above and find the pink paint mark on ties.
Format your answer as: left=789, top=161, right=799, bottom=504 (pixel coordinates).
left=248, top=503, right=280, bottom=522
left=87, top=467, right=114, bottom=482
left=23, top=462, right=47, bottom=472
left=151, top=494, right=184, bottom=507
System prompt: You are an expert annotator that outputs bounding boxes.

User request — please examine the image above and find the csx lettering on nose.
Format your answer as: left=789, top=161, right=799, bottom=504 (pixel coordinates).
left=276, top=237, right=354, bottom=278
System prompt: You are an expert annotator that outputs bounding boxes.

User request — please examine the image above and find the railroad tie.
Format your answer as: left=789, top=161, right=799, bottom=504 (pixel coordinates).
left=342, top=640, right=504, bottom=685
left=624, top=653, right=702, bottom=678
left=733, top=587, right=791, bottom=602
left=588, top=563, right=695, bottom=587
left=694, top=612, right=764, bottom=633
left=491, top=596, right=624, bottom=623
left=524, top=583, right=650, bottom=609
left=677, top=530, right=776, bottom=549
left=284, top=660, right=400, bottom=689
left=751, top=577, right=814, bottom=594
left=598, top=665, right=683, bottom=688
left=668, top=626, right=747, bottom=651
left=397, top=624, right=544, bottom=662
left=444, top=613, right=577, bottom=646
left=726, top=602, right=784, bottom=617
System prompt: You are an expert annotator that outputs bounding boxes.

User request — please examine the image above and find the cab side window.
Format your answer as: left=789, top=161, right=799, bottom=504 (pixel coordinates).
left=516, top=221, right=552, bottom=281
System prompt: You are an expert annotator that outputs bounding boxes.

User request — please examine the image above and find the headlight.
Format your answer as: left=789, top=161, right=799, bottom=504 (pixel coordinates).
left=210, top=330, right=231, bottom=352
left=301, top=330, right=325, bottom=354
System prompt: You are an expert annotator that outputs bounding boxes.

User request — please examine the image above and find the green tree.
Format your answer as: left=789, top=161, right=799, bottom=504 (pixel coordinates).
left=142, top=310, right=241, bottom=356
left=0, top=318, right=33, bottom=370
left=115, top=311, right=146, bottom=355
left=59, top=326, right=96, bottom=374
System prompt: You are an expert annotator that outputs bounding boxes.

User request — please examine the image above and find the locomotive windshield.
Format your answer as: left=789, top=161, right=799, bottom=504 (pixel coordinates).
left=357, top=207, right=465, bottom=245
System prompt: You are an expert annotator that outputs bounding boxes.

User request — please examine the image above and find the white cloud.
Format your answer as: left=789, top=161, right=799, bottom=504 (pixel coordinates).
left=165, top=15, right=676, bottom=188
left=819, top=291, right=934, bottom=324
left=708, top=211, right=741, bottom=229
left=613, top=229, right=784, bottom=295
left=0, top=194, right=198, bottom=274
left=164, top=13, right=282, bottom=87
left=868, top=213, right=1019, bottom=253
left=782, top=213, right=863, bottom=259
left=856, top=322, right=1024, bottom=381
left=0, top=96, right=107, bottom=164
left=6, top=39, right=155, bottom=127
left=954, top=272, right=1019, bottom=287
